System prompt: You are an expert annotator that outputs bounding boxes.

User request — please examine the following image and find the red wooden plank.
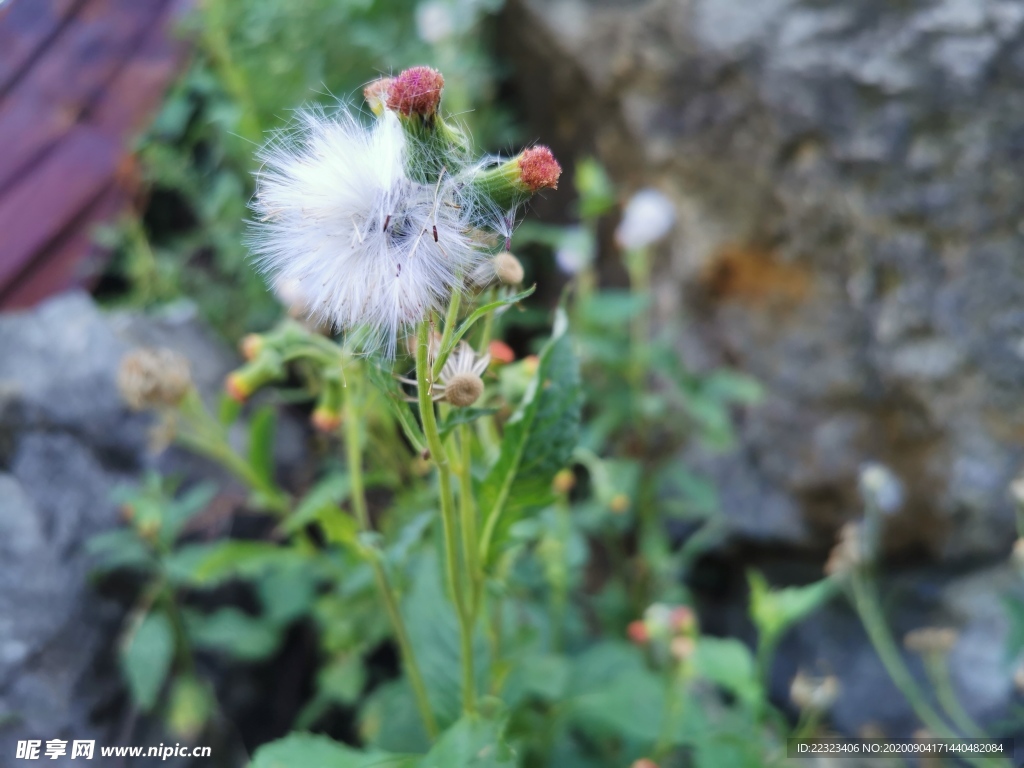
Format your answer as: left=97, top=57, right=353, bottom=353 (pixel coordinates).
left=0, top=0, right=168, bottom=193
left=91, top=0, right=190, bottom=136
left=0, top=182, right=122, bottom=308
left=0, top=0, right=85, bottom=95
left=0, top=127, right=117, bottom=288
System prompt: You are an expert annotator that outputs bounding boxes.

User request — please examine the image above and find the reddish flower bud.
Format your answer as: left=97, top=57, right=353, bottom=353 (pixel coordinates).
left=387, top=66, right=445, bottom=117
left=627, top=620, right=649, bottom=645
left=240, top=334, right=264, bottom=361
left=311, top=407, right=343, bottom=433
left=670, top=606, right=695, bottom=634
left=225, top=373, right=250, bottom=403
left=517, top=146, right=561, bottom=192
left=488, top=340, right=515, bottom=365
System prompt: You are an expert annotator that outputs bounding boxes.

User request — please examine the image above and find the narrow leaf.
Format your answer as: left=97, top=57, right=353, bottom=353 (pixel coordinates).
left=121, top=611, right=174, bottom=711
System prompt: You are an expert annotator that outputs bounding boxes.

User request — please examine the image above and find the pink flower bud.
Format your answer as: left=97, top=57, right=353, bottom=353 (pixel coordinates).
left=517, top=146, right=561, bottom=192
left=387, top=66, right=445, bottom=118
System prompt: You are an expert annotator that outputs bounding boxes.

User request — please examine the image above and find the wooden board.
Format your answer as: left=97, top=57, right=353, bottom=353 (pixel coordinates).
left=0, top=0, right=190, bottom=309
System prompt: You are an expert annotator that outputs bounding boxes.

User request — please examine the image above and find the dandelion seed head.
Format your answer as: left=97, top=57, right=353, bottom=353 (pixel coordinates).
left=249, top=107, right=489, bottom=357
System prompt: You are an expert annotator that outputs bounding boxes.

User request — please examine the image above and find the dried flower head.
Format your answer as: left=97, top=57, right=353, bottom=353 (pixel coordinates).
left=401, top=341, right=490, bottom=407
left=790, top=670, right=839, bottom=711
left=436, top=342, right=490, bottom=407
left=631, top=759, right=659, bottom=768
left=903, top=627, right=958, bottom=655
left=118, top=347, right=192, bottom=410
left=824, top=521, right=866, bottom=577
left=250, top=108, right=491, bottom=357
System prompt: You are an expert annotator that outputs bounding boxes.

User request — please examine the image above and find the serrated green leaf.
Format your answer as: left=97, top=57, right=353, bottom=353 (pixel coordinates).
left=248, top=405, right=278, bottom=488
left=479, top=311, right=581, bottom=565
left=164, top=540, right=303, bottom=587
left=122, top=611, right=174, bottom=712
left=251, top=733, right=410, bottom=768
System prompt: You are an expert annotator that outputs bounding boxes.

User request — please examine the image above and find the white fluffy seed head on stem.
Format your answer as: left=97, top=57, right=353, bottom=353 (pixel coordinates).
left=249, top=106, right=492, bottom=357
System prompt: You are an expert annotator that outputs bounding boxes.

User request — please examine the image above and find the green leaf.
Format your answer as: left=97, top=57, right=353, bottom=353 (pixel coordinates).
left=402, top=553, right=486, bottom=725
left=318, top=654, right=366, bottom=705
left=251, top=733, right=409, bottom=768
left=703, top=370, right=764, bottom=405
left=479, top=311, right=581, bottom=565
left=417, top=710, right=515, bottom=768
left=748, top=571, right=836, bottom=643
left=218, top=393, right=242, bottom=426
left=122, top=611, right=174, bottom=711
left=502, top=653, right=569, bottom=706
left=435, top=285, right=537, bottom=375
left=568, top=667, right=666, bottom=743
left=579, top=290, right=650, bottom=326
left=359, top=680, right=432, bottom=754
left=439, top=408, right=499, bottom=441
left=283, top=473, right=352, bottom=534
left=691, top=637, right=761, bottom=706
left=167, top=675, right=212, bottom=740
left=367, top=362, right=426, bottom=454
left=248, top=405, right=278, bottom=488
left=162, top=481, right=218, bottom=544
left=164, top=541, right=304, bottom=587
left=86, top=529, right=156, bottom=574
left=186, top=607, right=281, bottom=661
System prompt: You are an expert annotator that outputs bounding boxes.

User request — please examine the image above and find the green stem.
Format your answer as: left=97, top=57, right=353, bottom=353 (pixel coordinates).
left=432, top=290, right=463, bottom=380
left=849, top=571, right=1005, bottom=768
left=459, top=422, right=482, bottom=614
left=417, top=321, right=477, bottom=715
left=344, top=386, right=438, bottom=740
left=923, top=653, right=986, bottom=739
left=653, top=662, right=688, bottom=760
left=624, top=246, right=651, bottom=392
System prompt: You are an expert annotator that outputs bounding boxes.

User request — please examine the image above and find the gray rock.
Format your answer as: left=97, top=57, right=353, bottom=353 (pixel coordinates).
left=503, top=0, right=1024, bottom=561
left=0, top=293, right=250, bottom=766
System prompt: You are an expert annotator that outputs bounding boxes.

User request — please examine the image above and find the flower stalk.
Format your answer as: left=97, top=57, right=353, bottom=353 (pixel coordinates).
left=416, top=320, right=477, bottom=714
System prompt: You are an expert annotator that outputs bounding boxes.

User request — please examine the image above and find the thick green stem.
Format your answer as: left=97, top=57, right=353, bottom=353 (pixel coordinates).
left=417, top=321, right=477, bottom=715
left=344, top=388, right=438, bottom=739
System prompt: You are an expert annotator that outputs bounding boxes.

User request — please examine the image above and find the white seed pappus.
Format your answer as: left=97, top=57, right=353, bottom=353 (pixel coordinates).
left=249, top=107, right=492, bottom=357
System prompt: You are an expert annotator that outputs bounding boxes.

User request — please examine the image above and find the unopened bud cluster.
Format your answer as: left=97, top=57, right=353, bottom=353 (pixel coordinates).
left=627, top=603, right=697, bottom=663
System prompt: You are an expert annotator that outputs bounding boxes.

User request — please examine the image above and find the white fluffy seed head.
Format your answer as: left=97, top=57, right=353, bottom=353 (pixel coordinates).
left=249, top=107, right=493, bottom=357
